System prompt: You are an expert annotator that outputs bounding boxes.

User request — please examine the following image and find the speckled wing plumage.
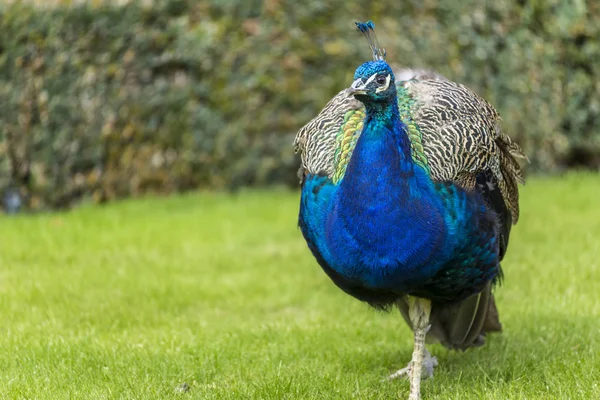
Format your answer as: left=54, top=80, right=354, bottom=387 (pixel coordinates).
left=401, top=73, right=527, bottom=223
left=294, top=68, right=527, bottom=223
left=294, top=91, right=365, bottom=184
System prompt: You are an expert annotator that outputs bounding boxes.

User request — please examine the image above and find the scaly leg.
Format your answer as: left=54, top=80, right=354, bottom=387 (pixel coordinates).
left=408, top=297, right=432, bottom=400
left=388, top=296, right=433, bottom=400
left=387, top=347, right=438, bottom=380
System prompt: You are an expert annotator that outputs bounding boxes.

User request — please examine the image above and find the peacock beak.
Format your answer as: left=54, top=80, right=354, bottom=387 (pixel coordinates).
left=347, top=78, right=367, bottom=96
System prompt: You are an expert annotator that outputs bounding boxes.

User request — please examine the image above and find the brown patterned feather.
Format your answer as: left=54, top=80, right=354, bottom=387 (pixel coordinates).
left=294, top=68, right=527, bottom=223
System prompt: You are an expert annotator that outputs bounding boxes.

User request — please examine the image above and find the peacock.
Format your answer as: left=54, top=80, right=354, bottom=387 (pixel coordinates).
left=294, top=21, right=526, bottom=400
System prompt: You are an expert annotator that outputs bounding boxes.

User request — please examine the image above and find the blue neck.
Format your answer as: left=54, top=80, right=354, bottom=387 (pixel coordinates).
left=338, top=98, right=417, bottom=215
left=329, top=96, right=446, bottom=280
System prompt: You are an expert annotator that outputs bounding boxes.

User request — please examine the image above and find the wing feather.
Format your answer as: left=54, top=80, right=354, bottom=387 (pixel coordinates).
left=294, top=68, right=526, bottom=223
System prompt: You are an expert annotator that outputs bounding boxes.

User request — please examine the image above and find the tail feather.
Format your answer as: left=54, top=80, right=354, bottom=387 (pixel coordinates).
left=459, top=284, right=491, bottom=347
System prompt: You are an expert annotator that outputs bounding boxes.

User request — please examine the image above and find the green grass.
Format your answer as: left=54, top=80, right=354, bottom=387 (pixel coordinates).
left=1, top=173, right=599, bottom=399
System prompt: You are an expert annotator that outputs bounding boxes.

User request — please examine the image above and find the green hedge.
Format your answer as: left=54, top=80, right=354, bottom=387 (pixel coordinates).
left=1, top=0, right=599, bottom=211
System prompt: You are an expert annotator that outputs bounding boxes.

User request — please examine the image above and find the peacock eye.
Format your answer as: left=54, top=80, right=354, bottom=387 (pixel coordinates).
left=376, top=74, right=387, bottom=85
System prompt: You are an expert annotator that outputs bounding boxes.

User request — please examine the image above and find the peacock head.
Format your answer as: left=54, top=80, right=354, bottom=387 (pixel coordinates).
left=347, top=21, right=396, bottom=103
left=348, top=60, right=396, bottom=102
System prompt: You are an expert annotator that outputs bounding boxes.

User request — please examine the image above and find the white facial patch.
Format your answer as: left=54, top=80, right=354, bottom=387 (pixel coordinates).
left=352, top=73, right=391, bottom=92
left=364, top=73, right=378, bottom=86
left=375, top=74, right=391, bottom=93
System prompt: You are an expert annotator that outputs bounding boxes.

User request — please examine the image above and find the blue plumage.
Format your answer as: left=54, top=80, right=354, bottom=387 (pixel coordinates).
left=299, top=61, right=500, bottom=305
left=294, top=20, right=525, bottom=399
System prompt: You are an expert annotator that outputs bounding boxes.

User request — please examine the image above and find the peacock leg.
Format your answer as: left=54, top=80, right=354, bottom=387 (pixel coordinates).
left=388, top=297, right=434, bottom=400
left=387, top=348, right=438, bottom=380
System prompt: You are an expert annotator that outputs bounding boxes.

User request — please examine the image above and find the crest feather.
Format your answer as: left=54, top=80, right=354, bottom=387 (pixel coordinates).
left=355, top=20, right=386, bottom=61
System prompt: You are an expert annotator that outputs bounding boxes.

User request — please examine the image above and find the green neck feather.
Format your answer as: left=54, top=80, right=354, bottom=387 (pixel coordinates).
left=397, top=85, right=430, bottom=174
left=330, top=85, right=430, bottom=184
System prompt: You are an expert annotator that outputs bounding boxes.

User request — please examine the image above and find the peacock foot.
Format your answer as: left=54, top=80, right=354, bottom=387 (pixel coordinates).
left=388, top=349, right=438, bottom=381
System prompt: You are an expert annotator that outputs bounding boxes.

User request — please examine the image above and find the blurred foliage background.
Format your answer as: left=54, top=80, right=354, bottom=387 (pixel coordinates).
left=0, top=0, right=599, bottom=212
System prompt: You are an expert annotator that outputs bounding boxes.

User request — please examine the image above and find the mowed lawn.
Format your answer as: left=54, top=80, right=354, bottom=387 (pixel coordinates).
left=1, top=173, right=598, bottom=399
